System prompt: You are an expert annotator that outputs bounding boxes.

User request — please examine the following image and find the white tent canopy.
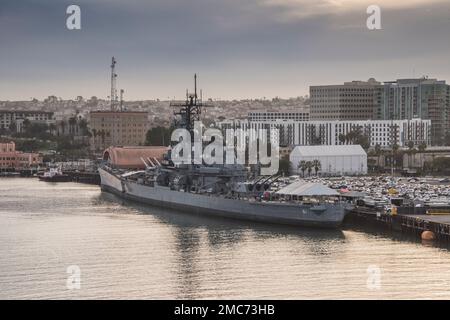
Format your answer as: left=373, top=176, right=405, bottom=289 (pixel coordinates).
left=290, top=145, right=368, bottom=176
left=276, top=181, right=339, bottom=196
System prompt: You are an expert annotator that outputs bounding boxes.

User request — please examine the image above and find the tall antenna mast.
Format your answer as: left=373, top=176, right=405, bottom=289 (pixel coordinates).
left=110, top=57, right=117, bottom=111
left=194, top=73, right=198, bottom=104
left=120, top=89, right=124, bottom=112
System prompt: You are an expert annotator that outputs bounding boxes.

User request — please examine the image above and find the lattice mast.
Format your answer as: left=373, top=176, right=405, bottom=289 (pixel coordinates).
left=110, top=57, right=118, bottom=111
left=170, top=74, right=211, bottom=134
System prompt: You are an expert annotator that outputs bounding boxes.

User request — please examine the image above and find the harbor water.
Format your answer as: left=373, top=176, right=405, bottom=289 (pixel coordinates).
left=2, top=178, right=450, bottom=299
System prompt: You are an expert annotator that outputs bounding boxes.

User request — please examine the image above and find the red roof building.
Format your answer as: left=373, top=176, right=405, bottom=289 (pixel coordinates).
left=0, top=142, right=42, bottom=172
left=102, top=146, right=169, bottom=169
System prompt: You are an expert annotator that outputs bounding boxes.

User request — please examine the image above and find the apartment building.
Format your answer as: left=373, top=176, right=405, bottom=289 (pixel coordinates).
left=88, top=111, right=150, bottom=153
left=0, top=110, right=55, bottom=133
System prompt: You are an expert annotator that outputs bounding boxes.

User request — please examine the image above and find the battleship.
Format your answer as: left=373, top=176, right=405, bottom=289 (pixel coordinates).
left=99, top=75, right=351, bottom=228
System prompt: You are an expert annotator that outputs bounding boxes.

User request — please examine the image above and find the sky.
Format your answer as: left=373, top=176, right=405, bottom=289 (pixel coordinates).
left=0, top=0, right=449, bottom=101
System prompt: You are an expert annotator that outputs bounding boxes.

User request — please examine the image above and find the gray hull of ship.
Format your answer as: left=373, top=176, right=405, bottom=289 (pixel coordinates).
left=99, top=168, right=347, bottom=228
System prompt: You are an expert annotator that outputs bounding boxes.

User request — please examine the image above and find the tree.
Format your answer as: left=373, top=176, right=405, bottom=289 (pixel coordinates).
left=22, top=119, right=31, bottom=132
left=406, top=141, right=417, bottom=168
left=18, top=120, right=51, bottom=140
left=431, top=157, right=450, bottom=173
left=68, top=117, right=77, bottom=136
left=312, top=159, right=321, bottom=176
left=49, top=123, right=57, bottom=136
left=418, top=142, right=427, bottom=170
left=390, top=144, right=403, bottom=170
left=298, top=160, right=307, bottom=177
left=78, top=119, right=89, bottom=136
left=392, top=143, right=400, bottom=153
left=99, top=130, right=106, bottom=144
left=339, top=126, right=370, bottom=150
left=88, top=96, right=99, bottom=107
left=444, top=133, right=450, bottom=146
left=418, top=142, right=427, bottom=153
left=59, top=120, right=66, bottom=136
left=278, top=155, right=291, bottom=176
left=374, top=144, right=382, bottom=156
left=145, top=126, right=172, bottom=146
left=372, top=144, right=383, bottom=172
left=9, top=121, right=17, bottom=134
left=306, top=161, right=313, bottom=177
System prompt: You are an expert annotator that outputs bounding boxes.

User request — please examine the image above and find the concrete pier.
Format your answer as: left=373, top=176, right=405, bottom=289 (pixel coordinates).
left=64, top=171, right=100, bottom=185
left=347, top=207, right=450, bottom=243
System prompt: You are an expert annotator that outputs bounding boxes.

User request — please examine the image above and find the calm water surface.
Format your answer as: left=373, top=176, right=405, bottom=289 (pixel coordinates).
left=1, top=178, right=450, bottom=299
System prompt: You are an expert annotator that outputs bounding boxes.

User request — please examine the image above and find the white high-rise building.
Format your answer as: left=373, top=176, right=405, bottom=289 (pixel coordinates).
left=218, top=118, right=431, bottom=148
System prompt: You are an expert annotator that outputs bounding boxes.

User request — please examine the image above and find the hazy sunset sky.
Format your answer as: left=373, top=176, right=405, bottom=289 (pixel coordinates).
left=1, top=0, right=449, bottom=100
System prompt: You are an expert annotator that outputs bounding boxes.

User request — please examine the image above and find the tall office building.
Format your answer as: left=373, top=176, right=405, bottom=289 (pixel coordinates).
left=310, top=78, right=383, bottom=121
left=379, top=78, right=450, bottom=145
left=310, top=77, right=450, bottom=145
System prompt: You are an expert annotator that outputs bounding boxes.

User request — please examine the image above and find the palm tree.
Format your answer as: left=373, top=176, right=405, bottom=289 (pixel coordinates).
left=374, top=143, right=382, bottom=155
left=100, top=130, right=106, bottom=144
left=78, top=119, right=88, bottom=136
left=9, top=121, right=17, bottom=135
left=391, top=143, right=400, bottom=171
left=60, top=120, right=66, bottom=136
left=312, top=159, right=321, bottom=176
left=298, top=160, right=307, bottom=177
left=49, top=123, right=57, bottom=136
left=306, top=161, right=313, bottom=177
left=373, top=144, right=383, bottom=171
left=418, top=142, right=427, bottom=153
left=23, top=119, right=31, bottom=133
left=406, top=141, right=416, bottom=169
left=68, top=117, right=77, bottom=136
left=418, top=142, right=427, bottom=171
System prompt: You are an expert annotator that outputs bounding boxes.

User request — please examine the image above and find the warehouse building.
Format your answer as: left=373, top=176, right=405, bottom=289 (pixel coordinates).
left=290, top=145, right=367, bottom=176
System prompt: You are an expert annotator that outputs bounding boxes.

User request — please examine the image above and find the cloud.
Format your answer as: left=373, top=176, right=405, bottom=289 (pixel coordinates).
left=0, top=0, right=449, bottom=100
left=260, top=0, right=449, bottom=20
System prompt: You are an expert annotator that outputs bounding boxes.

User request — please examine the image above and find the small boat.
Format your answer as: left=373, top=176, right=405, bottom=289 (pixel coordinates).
left=38, top=167, right=71, bottom=182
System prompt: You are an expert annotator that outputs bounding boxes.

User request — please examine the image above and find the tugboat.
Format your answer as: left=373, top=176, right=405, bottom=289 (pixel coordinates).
left=38, top=166, right=72, bottom=182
